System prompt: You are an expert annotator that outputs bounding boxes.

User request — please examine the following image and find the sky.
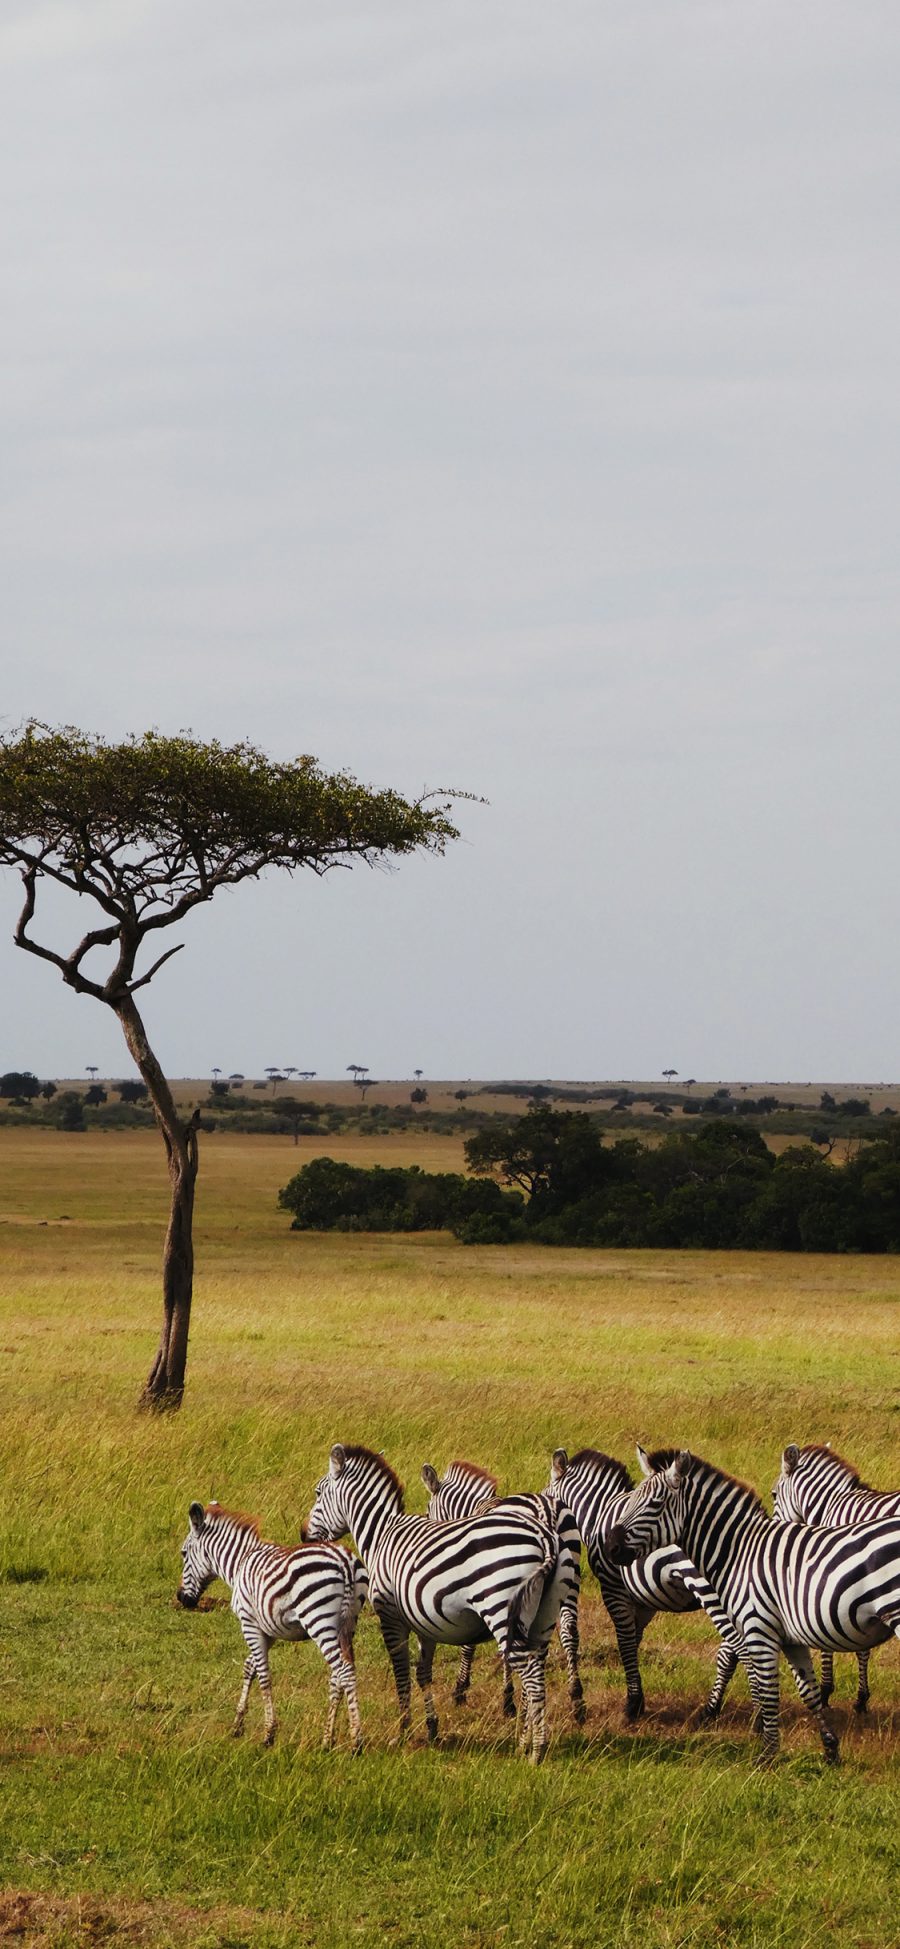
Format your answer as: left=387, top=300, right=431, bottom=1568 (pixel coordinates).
left=2, top=1, right=899, bottom=1084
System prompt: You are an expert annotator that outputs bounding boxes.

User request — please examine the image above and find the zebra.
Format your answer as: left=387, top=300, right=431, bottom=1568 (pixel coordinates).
left=303, top=1444, right=581, bottom=1762
left=177, top=1499, right=368, bottom=1751
left=545, top=1448, right=744, bottom=1723
left=614, top=1448, right=900, bottom=1763
left=421, top=1459, right=585, bottom=1723
left=774, top=1442, right=900, bottom=1713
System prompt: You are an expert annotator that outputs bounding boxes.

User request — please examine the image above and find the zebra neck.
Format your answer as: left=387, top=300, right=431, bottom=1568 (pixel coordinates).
left=680, top=1473, right=769, bottom=1599
left=343, top=1477, right=403, bottom=1561
left=204, top=1521, right=256, bottom=1587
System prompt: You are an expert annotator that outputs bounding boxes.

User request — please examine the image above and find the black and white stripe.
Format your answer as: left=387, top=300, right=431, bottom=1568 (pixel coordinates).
left=304, top=1445, right=581, bottom=1762
left=547, top=1448, right=743, bottom=1722
left=616, top=1449, right=900, bottom=1762
left=774, top=1442, right=900, bottom=1711
left=177, top=1499, right=367, bottom=1750
left=422, top=1459, right=585, bottom=1723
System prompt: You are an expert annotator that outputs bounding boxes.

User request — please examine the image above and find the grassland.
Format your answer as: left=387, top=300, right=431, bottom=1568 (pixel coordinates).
left=1, top=1127, right=899, bottom=1949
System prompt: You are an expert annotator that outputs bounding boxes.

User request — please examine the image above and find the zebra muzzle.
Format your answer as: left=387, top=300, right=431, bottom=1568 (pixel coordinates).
left=607, top=1525, right=638, bottom=1568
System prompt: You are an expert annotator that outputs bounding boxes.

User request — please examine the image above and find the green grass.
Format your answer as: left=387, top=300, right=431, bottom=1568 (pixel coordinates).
left=1, top=1129, right=899, bottom=1947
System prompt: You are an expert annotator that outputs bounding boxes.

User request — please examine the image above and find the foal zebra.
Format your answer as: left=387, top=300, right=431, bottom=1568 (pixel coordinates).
left=304, top=1445, right=580, bottom=1761
left=177, top=1501, right=367, bottom=1751
left=616, top=1449, right=900, bottom=1763
left=774, top=1442, right=900, bottom=1712
left=421, top=1460, right=585, bottom=1723
left=546, top=1448, right=743, bottom=1722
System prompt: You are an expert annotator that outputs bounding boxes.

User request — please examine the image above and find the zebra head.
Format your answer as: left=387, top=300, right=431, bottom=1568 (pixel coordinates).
left=612, top=1450, right=692, bottom=1561
left=303, top=1444, right=354, bottom=1543
left=421, top=1460, right=497, bottom=1522
left=773, top=1443, right=803, bottom=1522
left=176, top=1501, right=216, bottom=1609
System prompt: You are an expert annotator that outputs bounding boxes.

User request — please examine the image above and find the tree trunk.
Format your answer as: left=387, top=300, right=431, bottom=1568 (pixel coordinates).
left=112, top=992, right=200, bottom=1411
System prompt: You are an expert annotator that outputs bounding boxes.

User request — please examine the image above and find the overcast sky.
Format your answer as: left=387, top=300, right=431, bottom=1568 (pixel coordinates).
left=2, top=1, right=899, bottom=1083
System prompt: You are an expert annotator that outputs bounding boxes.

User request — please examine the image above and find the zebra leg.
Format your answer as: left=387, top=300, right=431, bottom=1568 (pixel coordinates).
left=375, top=1605, right=412, bottom=1739
left=743, top=1639, right=780, bottom=1761
left=600, top=1580, right=645, bottom=1721
left=854, top=1649, right=871, bottom=1715
left=703, top=1644, right=739, bottom=1722
left=501, top=1654, right=517, bottom=1719
left=232, top=1653, right=256, bottom=1738
left=784, top=1643, right=840, bottom=1764
left=453, top=1643, right=475, bottom=1706
left=251, top=1634, right=277, bottom=1746
left=415, top=1636, right=439, bottom=1744
left=557, top=1600, right=586, bottom=1726
left=340, top=1655, right=364, bottom=1755
left=513, top=1651, right=549, bottom=1764
left=819, top=1648, right=835, bottom=1706
left=323, top=1666, right=342, bottom=1751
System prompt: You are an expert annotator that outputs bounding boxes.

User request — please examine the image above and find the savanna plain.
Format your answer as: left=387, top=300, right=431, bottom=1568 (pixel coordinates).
left=1, top=1127, right=899, bottom=1949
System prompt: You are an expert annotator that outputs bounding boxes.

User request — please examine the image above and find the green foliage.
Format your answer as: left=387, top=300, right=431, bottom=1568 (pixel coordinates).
left=0, top=1069, right=41, bottom=1099
left=280, top=1108, right=900, bottom=1253
left=278, top=1157, right=523, bottom=1233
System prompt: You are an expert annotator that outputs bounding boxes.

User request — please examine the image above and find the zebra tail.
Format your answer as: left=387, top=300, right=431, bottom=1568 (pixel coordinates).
left=339, top=1559, right=369, bottom=1664
left=507, top=1531, right=560, bottom=1654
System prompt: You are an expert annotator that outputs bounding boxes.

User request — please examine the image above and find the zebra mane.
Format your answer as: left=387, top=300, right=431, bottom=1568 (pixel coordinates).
left=687, top=1454, right=768, bottom=1518
left=801, top=1444, right=873, bottom=1490
left=568, top=1449, right=633, bottom=1491
left=205, top=1501, right=261, bottom=1537
left=445, top=1460, right=499, bottom=1493
left=342, top=1446, right=405, bottom=1503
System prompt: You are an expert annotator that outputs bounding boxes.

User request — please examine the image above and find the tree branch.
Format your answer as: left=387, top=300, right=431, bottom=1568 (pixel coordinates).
left=126, top=941, right=185, bottom=995
left=14, top=866, right=106, bottom=999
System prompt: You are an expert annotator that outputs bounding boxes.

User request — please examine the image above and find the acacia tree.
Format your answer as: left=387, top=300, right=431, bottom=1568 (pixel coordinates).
left=0, top=724, right=459, bottom=1409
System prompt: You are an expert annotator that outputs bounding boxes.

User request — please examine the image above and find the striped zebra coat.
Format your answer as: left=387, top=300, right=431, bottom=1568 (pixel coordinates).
left=774, top=1442, right=900, bottom=1712
left=177, top=1500, right=368, bottom=1751
left=304, top=1445, right=581, bottom=1761
left=616, top=1450, right=900, bottom=1762
left=546, top=1448, right=744, bottom=1722
left=421, top=1460, right=585, bottom=1723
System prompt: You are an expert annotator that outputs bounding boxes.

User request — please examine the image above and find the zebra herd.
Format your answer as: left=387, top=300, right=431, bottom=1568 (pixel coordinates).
left=176, top=1439, right=900, bottom=1766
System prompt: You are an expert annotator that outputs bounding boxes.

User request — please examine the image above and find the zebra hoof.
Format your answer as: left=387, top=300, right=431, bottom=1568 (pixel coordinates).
left=426, top=1717, right=439, bottom=1744
left=625, top=1693, right=645, bottom=1723
left=231, top=1720, right=245, bottom=1739
left=572, top=1699, right=587, bottom=1727
left=854, top=1698, right=870, bottom=1716
left=263, top=1730, right=276, bottom=1749
left=452, top=1689, right=469, bottom=1708
left=502, top=1693, right=517, bottom=1719
left=824, top=1739, right=841, bottom=1766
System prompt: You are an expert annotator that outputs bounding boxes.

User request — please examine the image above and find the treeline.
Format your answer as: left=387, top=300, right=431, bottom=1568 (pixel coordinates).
left=278, top=1106, right=900, bottom=1252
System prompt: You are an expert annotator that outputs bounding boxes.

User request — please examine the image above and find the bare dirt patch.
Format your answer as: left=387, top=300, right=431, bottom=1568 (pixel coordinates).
left=0, top=1891, right=302, bottom=1948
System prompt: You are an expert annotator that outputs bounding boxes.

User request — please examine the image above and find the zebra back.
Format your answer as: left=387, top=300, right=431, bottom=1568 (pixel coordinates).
left=422, top=1459, right=498, bottom=1522
left=775, top=1443, right=900, bottom=1528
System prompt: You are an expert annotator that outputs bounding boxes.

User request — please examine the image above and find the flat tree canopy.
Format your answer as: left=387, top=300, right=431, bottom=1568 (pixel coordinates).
left=0, top=723, right=461, bottom=1406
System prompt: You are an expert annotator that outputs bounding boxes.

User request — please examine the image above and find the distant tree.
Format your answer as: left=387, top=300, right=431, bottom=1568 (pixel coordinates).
left=209, top=1080, right=230, bottom=1099
left=0, top=722, right=459, bottom=1408
left=410, top=1087, right=428, bottom=1106
left=347, top=1064, right=368, bottom=1082
left=299, top=1070, right=317, bottom=1081
left=355, top=1076, right=375, bottom=1100
left=683, top=1078, right=697, bottom=1092
left=40, top=1080, right=57, bottom=1101
left=653, top=1101, right=673, bottom=1116
left=414, top=1069, right=424, bottom=1081
left=229, top=1072, right=245, bottom=1085
left=0, top=1070, right=41, bottom=1100
left=85, top=1084, right=108, bottom=1106
left=211, top=1066, right=222, bottom=1083
left=58, top=1093, right=85, bottom=1131
left=114, top=1079, right=150, bottom=1104
left=86, top=1065, right=99, bottom=1081
left=265, top=1067, right=285, bottom=1093
left=662, top=1069, right=678, bottom=1084
left=820, top=1091, right=837, bottom=1112
left=454, top=1090, right=470, bottom=1102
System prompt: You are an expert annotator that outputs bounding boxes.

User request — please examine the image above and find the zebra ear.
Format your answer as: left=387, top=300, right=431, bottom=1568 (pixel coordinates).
left=421, top=1464, right=441, bottom=1494
left=782, top=1444, right=800, bottom=1473
left=188, top=1501, right=205, bottom=1533
left=666, top=1450, right=691, bottom=1487
left=329, top=1444, right=346, bottom=1478
left=551, top=1449, right=568, bottom=1481
left=636, top=1445, right=653, bottom=1477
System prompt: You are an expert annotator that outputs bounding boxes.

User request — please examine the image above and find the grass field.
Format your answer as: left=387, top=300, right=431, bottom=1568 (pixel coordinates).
left=2, top=1128, right=899, bottom=1948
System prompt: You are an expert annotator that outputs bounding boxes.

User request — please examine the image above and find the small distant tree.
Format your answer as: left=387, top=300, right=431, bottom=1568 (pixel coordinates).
left=347, top=1064, right=368, bottom=1082
left=41, top=1080, right=57, bottom=1101
left=211, top=1066, right=222, bottom=1083
left=299, top=1070, right=317, bottom=1081
left=229, top=1072, right=245, bottom=1085
left=414, top=1068, right=424, bottom=1081
left=0, top=1070, right=41, bottom=1100
left=662, top=1069, right=678, bottom=1085
left=454, top=1089, right=470, bottom=1102
left=58, top=1092, right=85, bottom=1131
left=410, top=1087, right=428, bottom=1106
left=86, top=1065, right=99, bottom=1081
left=265, top=1067, right=284, bottom=1093
left=85, top=1084, right=107, bottom=1106
left=0, top=724, right=459, bottom=1408
left=114, top=1079, right=150, bottom=1104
